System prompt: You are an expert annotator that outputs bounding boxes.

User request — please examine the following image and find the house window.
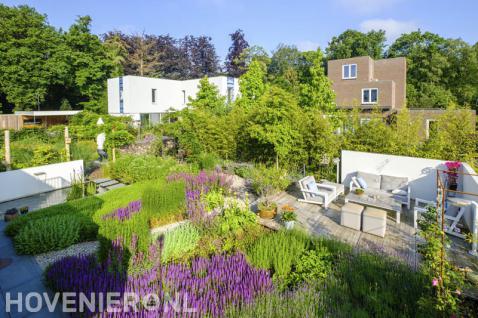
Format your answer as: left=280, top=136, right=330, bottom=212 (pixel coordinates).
left=362, top=88, right=378, bottom=104
left=342, top=64, right=357, bottom=79
left=152, top=89, right=158, bottom=104
left=426, top=119, right=438, bottom=139
left=182, top=90, right=186, bottom=104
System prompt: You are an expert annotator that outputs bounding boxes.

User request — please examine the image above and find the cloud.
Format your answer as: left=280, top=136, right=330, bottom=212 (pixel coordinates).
left=360, top=18, right=418, bottom=41
left=296, top=40, right=321, bottom=52
left=336, top=0, right=403, bottom=14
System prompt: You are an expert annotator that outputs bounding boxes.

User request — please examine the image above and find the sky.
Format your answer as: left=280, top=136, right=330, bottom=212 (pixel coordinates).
left=3, top=0, right=478, bottom=61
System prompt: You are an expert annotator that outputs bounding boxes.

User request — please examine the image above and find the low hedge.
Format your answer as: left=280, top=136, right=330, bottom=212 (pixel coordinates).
left=14, top=214, right=97, bottom=255
left=4, top=196, right=103, bottom=237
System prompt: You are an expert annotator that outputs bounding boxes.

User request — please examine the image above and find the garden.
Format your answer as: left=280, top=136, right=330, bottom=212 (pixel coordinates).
left=5, top=154, right=472, bottom=317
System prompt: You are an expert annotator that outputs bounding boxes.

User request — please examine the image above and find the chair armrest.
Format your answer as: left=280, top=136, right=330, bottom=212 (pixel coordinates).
left=301, top=189, right=329, bottom=200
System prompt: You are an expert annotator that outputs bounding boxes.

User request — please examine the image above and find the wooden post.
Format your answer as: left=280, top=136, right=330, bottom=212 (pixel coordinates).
left=64, top=126, right=71, bottom=161
left=4, top=130, right=11, bottom=170
left=112, top=147, right=116, bottom=162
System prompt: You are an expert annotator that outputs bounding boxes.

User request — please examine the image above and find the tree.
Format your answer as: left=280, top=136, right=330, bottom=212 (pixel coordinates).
left=268, top=44, right=302, bottom=94
left=188, top=77, right=226, bottom=115
left=326, top=29, right=386, bottom=60
left=60, top=98, right=72, bottom=110
left=103, top=31, right=128, bottom=77
left=126, top=33, right=160, bottom=76
left=239, top=45, right=271, bottom=68
left=0, top=5, right=66, bottom=111
left=238, top=60, right=267, bottom=103
left=387, top=31, right=458, bottom=108
left=298, top=49, right=336, bottom=112
left=225, top=29, right=249, bottom=77
left=422, top=108, right=477, bottom=164
left=182, top=35, right=220, bottom=78
left=242, top=86, right=304, bottom=168
left=63, top=16, right=113, bottom=112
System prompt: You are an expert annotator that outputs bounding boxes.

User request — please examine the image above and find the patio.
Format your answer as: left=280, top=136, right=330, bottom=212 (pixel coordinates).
left=263, top=187, right=478, bottom=277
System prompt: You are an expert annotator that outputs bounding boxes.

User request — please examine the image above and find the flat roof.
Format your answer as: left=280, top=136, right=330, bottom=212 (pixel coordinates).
left=15, top=110, right=82, bottom=117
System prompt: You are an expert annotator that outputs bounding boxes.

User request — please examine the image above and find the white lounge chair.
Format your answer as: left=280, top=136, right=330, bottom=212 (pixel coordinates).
left=297, top=176, right=338, bottom=208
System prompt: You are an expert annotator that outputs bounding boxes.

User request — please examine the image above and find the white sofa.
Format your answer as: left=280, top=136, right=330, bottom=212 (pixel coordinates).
left=350, top=171, right=411, bottom=209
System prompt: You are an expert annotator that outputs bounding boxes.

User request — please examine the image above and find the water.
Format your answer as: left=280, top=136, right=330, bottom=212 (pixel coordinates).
left=0, top=188, right=70, bottom=216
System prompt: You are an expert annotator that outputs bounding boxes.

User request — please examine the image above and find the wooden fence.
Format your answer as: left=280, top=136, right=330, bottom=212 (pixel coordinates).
left=0, top=115, right=23, bottom=131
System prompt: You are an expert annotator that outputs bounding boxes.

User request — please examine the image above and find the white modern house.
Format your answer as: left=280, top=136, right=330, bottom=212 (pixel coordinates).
left=107, top=75, right=240, bottom=124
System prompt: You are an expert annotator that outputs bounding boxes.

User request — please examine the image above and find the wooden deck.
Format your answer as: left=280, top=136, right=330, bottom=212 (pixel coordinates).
left=266, top=190, right=420, bottom=268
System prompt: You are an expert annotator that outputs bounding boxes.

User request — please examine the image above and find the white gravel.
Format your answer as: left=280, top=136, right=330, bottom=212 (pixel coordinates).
left=35, top=241, right=99, bottom=270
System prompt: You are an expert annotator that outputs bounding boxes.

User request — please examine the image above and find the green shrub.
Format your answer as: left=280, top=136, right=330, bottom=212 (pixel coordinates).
left=191, top=152, right=221, bottom=171
left=14, top=215, right=88, bottom=254
left=287, top=246, right=332, bottom=286
left=5, top=196, right=103, bottom=237
left=159, top=223, right=201, bottom=263
left=71, top=140, right=97, bottom=162
left=247, top=229, right=309, bottom=278
left=226, top=283, right=323, bottom=318
left=142, top=181, right=185, bottom=216
left=248, top=164, right=291, bottom=197
left=106, top=155, right=188, bottom=183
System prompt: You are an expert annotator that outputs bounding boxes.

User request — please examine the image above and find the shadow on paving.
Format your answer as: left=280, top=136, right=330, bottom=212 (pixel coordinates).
left=0, top=221, right=68, bottom=318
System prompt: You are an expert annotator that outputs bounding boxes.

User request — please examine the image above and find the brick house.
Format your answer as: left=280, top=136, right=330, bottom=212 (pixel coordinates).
left=327, top=56, right=475, bottom=137
left=327, top=56, right=407, bottom=111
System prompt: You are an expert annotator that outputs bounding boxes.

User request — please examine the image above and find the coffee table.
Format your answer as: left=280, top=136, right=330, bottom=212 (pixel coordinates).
left=345, top=192, right=402, bottom=223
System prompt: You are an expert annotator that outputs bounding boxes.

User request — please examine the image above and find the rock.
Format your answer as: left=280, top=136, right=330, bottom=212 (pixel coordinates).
left=35, top=241, right=99, bottom=270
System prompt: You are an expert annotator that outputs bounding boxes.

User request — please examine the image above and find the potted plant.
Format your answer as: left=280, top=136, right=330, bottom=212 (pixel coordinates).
left=445, top=161, right=461, bottom=195
left=281, top=204, right=297, bottom=229
left=258, top=200, right=277, bottom=219
left=4, top=208, right=19, bottom=222
left=255, top=183, right=279, bottom=219
left=354, top=188, right=364, bottom=195
left=19, top=206, right=29, bottom=215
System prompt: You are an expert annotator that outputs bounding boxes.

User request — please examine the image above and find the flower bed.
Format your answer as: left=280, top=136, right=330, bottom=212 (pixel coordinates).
left=46, top=251, right=273, bottom=317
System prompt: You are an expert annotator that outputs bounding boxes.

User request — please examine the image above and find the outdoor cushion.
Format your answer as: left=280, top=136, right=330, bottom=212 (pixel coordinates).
left=306, top=181, right=319, bottom=198
left=356, top=176, right=368, bottom=189
left=357, top=171, right=381, bottom=189
left=380, top=175, right=408, bottom=192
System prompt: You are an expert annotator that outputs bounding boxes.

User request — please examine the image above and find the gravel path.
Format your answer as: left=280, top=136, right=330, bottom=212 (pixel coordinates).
left=35, top=241, right=99, bottom=270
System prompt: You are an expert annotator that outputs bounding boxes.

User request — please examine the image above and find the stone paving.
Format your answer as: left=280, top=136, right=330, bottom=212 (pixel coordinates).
left=0, top=221, right=67, bottom=317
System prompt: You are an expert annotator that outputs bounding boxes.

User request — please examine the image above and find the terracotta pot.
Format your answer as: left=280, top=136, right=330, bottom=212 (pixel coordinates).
left=259, top=206, right=277, bottom=219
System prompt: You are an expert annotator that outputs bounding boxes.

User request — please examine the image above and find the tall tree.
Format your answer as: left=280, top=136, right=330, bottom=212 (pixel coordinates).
left=238, top=60, right=267, bottom=103
left=182, top=35, right=220, bottom=78
left=188, top=76, right=226, bottom=115
left=0, top=5, right=66, bottom=111
left=64, top=16, right=113, bottom=112
left=242, top=85, right=304, bottom=168
left=326, top=29, right=386, bottom=60
left=268, top=44, right=302, bottom=94
left=225, top=29, right=249, bottom=77
left=387, top=31, right=456, bottom=108
left=298, top=49, right=336, bottom=112
left=103, top=31, right=128, bottom=77
left=127, top=33, right=160, bottom=76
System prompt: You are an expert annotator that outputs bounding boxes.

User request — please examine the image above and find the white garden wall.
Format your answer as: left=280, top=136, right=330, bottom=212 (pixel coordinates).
left=341, top=150, right=448, bottom=201
left=0, top=160, right=83, bottom=203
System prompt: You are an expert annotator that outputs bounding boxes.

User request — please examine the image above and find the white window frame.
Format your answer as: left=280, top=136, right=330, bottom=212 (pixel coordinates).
left=426, top=119, right=437, bottom=140
left=342, top=64, right=357, bottom=80
left=361, top=88, right=378, bottom=105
